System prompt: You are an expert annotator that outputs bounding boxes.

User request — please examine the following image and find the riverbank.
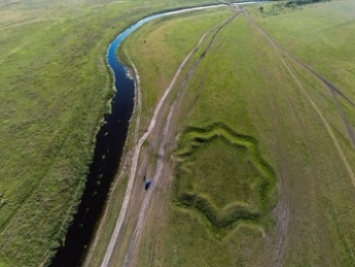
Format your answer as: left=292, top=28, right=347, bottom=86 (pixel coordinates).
left=82, top=6, right=236, bottom=266
left=85, top=0, right=355, bottom=266
left=0, top=1, right=223, bottom=266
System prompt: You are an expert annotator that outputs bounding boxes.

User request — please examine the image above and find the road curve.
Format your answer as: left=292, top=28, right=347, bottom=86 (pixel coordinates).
left=122, top=12, right=239, bottom=266
left=100, top=26, right=214, bottom=267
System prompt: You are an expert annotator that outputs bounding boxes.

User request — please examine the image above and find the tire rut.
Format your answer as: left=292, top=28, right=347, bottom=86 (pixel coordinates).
left=122, top=11, right=240, bottom=267
left=247, top=14, right=355, bottom=147
left=245, top=9, right=355, bottom=266
left=245, top=12, right=355, bottom=186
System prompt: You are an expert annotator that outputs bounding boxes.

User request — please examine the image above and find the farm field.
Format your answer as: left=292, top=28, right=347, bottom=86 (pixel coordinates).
left=0, top=0, right=220, bottom=266
left=96, top=0, right=355, bottom=266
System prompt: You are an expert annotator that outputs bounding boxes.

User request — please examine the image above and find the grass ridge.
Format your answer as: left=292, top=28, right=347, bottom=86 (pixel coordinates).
left=174, top=123, right=277, bottom=237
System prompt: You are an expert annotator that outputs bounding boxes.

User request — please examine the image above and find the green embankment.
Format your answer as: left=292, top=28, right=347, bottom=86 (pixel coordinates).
left=163, top=14, right=280, bottom=266
left=175, top=123, right=276, bottom=238
left=0, top=0, right=221, bottom=266
left=123, top=0, right=355, bottom=266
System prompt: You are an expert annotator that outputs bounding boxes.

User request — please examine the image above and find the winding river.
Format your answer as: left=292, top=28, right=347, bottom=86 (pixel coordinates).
left=50, top=2, right=260, bottom=266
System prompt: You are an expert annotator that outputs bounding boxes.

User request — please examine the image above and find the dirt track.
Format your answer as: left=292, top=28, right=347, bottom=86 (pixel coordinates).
left=121, top=12, right=239, bottom=267
left=99, top=21, right=223, bottom=267
left=244, top=9, right=355, bottom=266
left=246, top=12, right=355, bottom=186
left=253, top=18, right=355, bottom=147
left=96, top=4, right=355, bottom=267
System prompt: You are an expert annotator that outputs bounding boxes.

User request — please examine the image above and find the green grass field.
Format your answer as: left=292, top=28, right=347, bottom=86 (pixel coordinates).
left=84, top=7, right=237, bottom=266
left=120, top=7, right=234, bottom=128
left=0, top=0, right=222, bottom=266
left=121, top=0, right=355, bottom=266
left=3, top=0, right=355, bottom=266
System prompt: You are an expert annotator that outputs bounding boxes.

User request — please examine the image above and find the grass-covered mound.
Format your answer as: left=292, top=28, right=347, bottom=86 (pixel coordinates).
left=174, top=123, right=276, bottom=237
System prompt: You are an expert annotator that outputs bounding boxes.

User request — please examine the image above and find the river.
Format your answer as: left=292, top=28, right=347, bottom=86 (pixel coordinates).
left=49, top=2, right=261, bottom=266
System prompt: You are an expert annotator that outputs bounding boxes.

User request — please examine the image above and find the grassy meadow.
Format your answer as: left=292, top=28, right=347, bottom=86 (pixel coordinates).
left=0, top=0, right=221, bottom=266
left=120, top=0, right=355, bottom=266
left=85, top=7, right=236, bottom=267
left=120, top=7, right=235, bottom=129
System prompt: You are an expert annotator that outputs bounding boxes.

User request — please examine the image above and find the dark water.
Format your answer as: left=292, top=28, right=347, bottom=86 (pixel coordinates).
left=49, top=4, right=241, bottom=267
left=49, top=24, right=136, bottom=267
left=49, top=9, right=186, bottom=267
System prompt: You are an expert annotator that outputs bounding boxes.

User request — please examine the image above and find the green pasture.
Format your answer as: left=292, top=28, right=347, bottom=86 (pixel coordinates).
left=0, top=0, right=222, bottom=266
left=85, top=7, right=236, bottom=266
left=120, top=7, right=234, bottom=129
left=251, top=0, right=355, bottom=96
left=123, top=1, right=355, bottom=266
left=2, top=0, right=355, bottom=266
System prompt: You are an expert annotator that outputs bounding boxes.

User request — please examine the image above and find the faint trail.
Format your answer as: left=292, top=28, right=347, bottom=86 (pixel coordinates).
left=247, top=13, right=355, bottom=188
left=0, top=18, right=52, bottom=31
left=330, top=89, right=355, bottom=147
left=100, top=24, right=216, bottom=267
left=282, top=48, right=355, bottom=108
left=247, top=15, right=355, bottom=146
left=278, top=42, right=355, bottom=147
left=291, top=61, right=355, bottom=147
left=242, top=11, right=289, bottom=267
left=244, top=10, right=355, bottom=266
left=122, top=12, right=239, bottom=266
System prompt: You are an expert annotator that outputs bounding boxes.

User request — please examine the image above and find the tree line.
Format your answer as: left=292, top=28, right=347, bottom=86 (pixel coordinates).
left=284, top=0, right=330, bottom=7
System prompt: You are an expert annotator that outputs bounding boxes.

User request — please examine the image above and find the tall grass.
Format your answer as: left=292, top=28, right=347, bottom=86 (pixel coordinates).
left=0, top=0, right=222, bottom=266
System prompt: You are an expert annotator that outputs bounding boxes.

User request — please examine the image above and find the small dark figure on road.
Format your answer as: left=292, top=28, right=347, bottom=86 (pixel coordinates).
left=145, top=180, right=151, bottom=190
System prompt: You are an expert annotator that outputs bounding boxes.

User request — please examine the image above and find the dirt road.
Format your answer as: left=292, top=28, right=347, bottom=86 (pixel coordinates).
left=99, top=7, right=242, bottom=265
left=244, top=10, right=355, bottom=266
left=121, top=12, right=239, bottom=266
left=100, top=24, right=217, bottom=267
